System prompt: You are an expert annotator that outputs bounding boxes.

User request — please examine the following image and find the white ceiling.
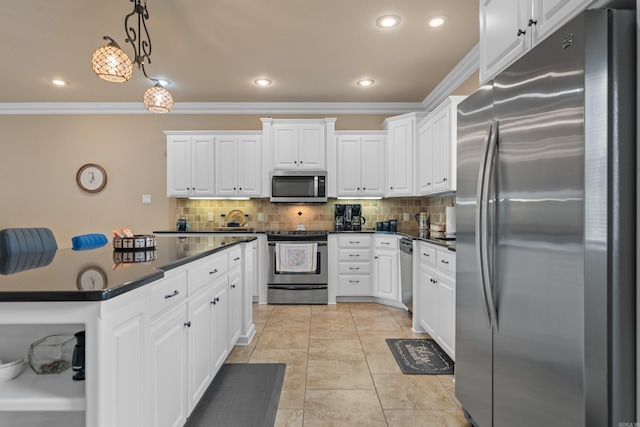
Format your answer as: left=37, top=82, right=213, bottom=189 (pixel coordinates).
left=0, top=0, right=479, bottom=107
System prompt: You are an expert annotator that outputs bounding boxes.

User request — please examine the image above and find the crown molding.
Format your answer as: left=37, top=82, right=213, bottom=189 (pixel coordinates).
left=421, top=43, right=479, bottom=112
left=0, top=101, right=425, bottom=115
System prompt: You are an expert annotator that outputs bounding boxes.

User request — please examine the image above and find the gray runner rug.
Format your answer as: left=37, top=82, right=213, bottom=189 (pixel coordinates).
left=386, top=338, right=454, bottom=374
left=185, top=363, right=286, bottom=427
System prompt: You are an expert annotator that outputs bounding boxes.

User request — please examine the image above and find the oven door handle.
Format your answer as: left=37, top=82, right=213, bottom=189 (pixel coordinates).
left=268, top=242, right=327, bottom=246
left=267, top=285, right=328, bottom=290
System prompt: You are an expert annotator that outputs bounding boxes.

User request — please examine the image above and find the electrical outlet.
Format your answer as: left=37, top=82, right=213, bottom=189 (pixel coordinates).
left=142, top=194, right=152, bottom=204
left=207, top=212, right=214, bottom=222
left=403, top=213, right=410, bottom=222
left=258, top=212, right=264, bottom=222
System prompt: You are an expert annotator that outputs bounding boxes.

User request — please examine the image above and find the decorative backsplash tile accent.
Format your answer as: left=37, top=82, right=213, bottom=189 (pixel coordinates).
left=175, top=195, right=455, bottom=233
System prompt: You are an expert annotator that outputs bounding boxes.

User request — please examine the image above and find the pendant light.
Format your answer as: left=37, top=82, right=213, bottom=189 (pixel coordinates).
left=91, top=0, right=173, bottom=113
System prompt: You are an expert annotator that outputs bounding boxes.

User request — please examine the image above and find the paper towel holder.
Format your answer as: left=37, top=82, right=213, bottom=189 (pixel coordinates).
left=445, top=205, right=456, bottom=238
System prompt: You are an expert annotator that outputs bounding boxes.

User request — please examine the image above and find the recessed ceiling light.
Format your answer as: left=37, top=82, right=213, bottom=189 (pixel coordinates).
left=255, top=78, right=272, bottom=86
left=51, top=79, right=68, bottom=86
left=356, top=79, right=375, bottom=87
left=427, top=15, right=449, bottom=28
left=376, top=15, right=401, bottom=29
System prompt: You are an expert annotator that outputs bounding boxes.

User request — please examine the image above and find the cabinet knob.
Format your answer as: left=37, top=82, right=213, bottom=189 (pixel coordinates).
left=363, top=187, right=366, bottom=190
left=374, top=256, right=378, bottom=259
left=164, top=290, right=179, bottom=299
left=528, top=19, right=537, bottom=27
left=390, top=186, right=393, bottom=189
left=231, top=284, right=236, bottom=288
left=234, top=257, right=241, bottom=261
left=239, top=187, right=242, bottom=190
left=427, top=182, right=431, bottom=186
left=443, top=177, right=447, bottom=181
left=211, top=297, right=220, bottom=305
left=209, top=269, right=218, bottom=274
left=234, top=187, right=236, bottom=190
left=441, top=260, right=449, bottom=264
left=184, top=321, right=191, bottom=328
left=517, top=29, right=526, bottom=36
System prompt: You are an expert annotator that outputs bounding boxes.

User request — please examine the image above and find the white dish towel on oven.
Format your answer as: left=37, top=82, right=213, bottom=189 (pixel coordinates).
left=275, top=243, right=318, bottom=272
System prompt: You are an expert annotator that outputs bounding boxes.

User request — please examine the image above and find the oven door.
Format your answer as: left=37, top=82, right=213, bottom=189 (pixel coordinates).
left=267, top=241, right=328, bottom=285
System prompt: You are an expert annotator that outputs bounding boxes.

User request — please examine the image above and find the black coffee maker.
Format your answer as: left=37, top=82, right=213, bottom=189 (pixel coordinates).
left=72, top=331, right=85, bottom=381
left=334, top=204, right=346, bottom=231
left=334, top=204, right=365, bottom=231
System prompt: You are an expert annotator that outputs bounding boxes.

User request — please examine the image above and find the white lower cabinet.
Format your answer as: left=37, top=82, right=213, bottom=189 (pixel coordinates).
left=228, top=269, right=242, bottom=349
left=414, top=241, right=456, bottom=360
left=336, top=234, right=372, bottom=296
left=186, top=287, right=215, bottom=414
left=211, top=277, right=230, bottom=374
left=372, top=235, right=400, bottom=302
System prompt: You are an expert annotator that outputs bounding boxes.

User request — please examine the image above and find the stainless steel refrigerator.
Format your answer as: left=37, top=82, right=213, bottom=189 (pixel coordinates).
left=456, top=9, right=636, bottom=427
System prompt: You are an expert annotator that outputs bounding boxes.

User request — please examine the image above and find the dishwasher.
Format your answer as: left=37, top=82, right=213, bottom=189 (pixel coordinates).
left=399, top=237, right=413, bottom=314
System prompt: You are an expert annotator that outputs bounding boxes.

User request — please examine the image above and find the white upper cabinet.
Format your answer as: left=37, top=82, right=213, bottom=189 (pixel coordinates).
left=384, top=113, right=426, bottom=197
left=336, top=133, right=386, bottom=198
left=480, top=0, right=593, bottom=83
left=417, top=96, right=465, bottom=195
left=214, top=135, right=262, bottom=197
left=167, top=135, right=215, bottom=198
left=271, top=121, right=326, bottom=170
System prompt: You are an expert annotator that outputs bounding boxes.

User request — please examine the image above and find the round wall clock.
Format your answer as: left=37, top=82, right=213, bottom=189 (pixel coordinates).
left=76, top=163, right=107, bottom=193
left=76, top=265, right=108, bottom=290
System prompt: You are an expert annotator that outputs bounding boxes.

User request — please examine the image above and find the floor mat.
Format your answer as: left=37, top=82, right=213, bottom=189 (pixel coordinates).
left=185, top=363, right=286, bottom=427
left=386, top=338, right=454, bottom=374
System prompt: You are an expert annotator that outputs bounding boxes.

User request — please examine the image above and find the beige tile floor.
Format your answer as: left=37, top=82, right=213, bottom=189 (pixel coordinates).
left=227, top=303, right=470, bottom=427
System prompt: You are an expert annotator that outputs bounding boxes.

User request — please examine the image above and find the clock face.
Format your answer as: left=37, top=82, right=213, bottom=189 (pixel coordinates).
left=77, top=164, right=107, bottom=193
left=77, top=266, right=108, bottom=290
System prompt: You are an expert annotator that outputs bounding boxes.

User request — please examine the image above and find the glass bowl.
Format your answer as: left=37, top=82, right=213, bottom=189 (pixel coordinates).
left=28, top=334, right=75, bottom=374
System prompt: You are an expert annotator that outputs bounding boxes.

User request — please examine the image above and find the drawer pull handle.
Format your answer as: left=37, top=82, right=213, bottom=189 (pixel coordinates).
left=349, top=241, right=360, bottom=244
left=209, top=269, right=218, bottom=274
left=423, top=253, right=430, bottom=257
left=210, top=297, right=220, bottom=305
left=184, top=321, right=191, bottom=327
left=349, top=280, right=360, bottom=284
left=164, top=290, right=179, bottom=299
left=349, top=267, right=360, bottom=270
left=441, top=260, right=450, bottom=264
left=234, top=257, right=240, bottom=261
left=349, top=254, right=360, bottom=257
left=381, top=242, right=390, bottom=245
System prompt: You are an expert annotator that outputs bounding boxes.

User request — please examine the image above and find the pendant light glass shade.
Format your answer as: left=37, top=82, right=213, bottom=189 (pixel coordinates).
left=143, top=84, right=174, bottom=113
left=91, top=39, right=133, bottom=83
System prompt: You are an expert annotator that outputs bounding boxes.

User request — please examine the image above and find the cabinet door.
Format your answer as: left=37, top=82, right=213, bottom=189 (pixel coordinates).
left=298, top=123, right=326, bottom=169
left=336, top=136, right=362, bottom=197
left=228, top=269, right=242, bottom=348
left=417, top=118, right=434, bottom=195
left=167, top=135, right=192, bottom=197
left=435, top=273, right=455, bottom=360
left=190, top=136, right=216, bottom=197
left=373, top=249, right=398, bottom=301
left=419, top=264, right=437, bottom=335
left=186, top=288, right=214, bottom=414
left=480, top=0, right=530, bottom=83
left=387, top=118, right=414, bottom=196
left=430, top=106, right=452, bottom=192
left=272, top=124, right=299, bottom=169
left=238, top=136, right=262, bottom=196
left=361, top=136, right=386, bottom=196
left=214, top=136, right=239, bottom=196
left=150, top=305, right=188, bottom=427
left=531, top=0, right=590, bottom=45
left=211, top=279, right=229, bottom=375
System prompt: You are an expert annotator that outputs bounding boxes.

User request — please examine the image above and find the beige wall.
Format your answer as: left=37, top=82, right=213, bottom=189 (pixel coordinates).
left=0, top=113, right=394, bottom=248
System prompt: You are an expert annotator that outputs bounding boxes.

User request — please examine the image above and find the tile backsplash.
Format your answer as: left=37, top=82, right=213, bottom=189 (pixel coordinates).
left=175, top=196, right=455, bottom=234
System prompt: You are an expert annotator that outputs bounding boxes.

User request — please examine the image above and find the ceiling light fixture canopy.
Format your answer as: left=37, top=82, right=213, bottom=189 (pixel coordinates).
left=91, top=0, right=173, bottom=113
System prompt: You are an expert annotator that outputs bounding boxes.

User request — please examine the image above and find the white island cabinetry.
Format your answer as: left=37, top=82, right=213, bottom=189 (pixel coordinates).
left=0, top=242, right=254, bottom=427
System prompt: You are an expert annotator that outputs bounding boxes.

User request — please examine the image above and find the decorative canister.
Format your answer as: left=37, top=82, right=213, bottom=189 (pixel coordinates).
left=415, top=212, right=430, bottom=230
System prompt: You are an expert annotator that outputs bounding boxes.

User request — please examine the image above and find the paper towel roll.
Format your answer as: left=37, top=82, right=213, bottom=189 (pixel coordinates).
left=445, top=206, right=456, bottom=235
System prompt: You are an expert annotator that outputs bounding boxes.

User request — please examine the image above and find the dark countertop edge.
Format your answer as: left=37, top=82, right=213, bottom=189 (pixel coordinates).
left=154, top=230, right=260, bottom=234
left=158, top=237, right=256, bottom=272
left=0, top=237, right=257, bottom=303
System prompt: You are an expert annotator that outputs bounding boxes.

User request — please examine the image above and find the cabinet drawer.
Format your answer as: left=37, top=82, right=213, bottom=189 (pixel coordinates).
left=188, top=253, right=228, bottom=295
left=338, top=261, right=371, bottom=275
left=419, top=244, right=437, bottom=268
left=337, top=275, right=371, bottom=296
left=374, top=235, right=398, bottom=249
left=338, top=248, right=371, bottom=262
left=228, top=247, right=242, bottom=270
left=436, top=250, right=456, bottom=276
left=151, top=271, right=187, bottom=317
left=338, top=235, right=371, bottom=249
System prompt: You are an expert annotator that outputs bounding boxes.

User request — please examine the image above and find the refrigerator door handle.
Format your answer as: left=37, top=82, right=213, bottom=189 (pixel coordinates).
left=481, top=120, right=499, bottom=332
left=475, top=121, right=495, bottom=329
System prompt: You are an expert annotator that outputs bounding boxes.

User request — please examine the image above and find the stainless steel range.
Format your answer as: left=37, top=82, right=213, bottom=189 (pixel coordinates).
left=266, top=230, right=328, bottom=304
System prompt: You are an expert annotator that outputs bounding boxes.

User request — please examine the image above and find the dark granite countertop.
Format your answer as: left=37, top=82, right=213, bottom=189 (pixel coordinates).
left=0, top=236, right=256, bottom=302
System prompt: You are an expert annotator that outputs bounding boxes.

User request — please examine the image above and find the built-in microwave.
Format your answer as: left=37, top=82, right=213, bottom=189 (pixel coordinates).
left=270, top=170, right=327, bottom=203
